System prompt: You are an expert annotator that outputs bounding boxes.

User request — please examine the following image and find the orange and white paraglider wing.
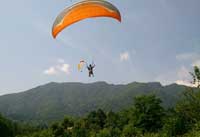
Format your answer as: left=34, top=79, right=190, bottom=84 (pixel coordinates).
left=52, top=0, right=121, bottom=38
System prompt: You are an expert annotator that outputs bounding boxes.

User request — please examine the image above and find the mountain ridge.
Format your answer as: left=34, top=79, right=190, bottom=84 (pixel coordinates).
left=0, top=81, right=187, bottom=122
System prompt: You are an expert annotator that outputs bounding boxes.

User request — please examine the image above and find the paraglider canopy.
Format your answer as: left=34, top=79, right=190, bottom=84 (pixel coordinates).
left=52, top=0, right=121, bottom=38
left=78, top=60, right=85, bottom=72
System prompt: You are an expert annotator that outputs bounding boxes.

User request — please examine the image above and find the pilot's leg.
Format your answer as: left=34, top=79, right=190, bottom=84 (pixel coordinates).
left=89, top=72, right=91, bottom=77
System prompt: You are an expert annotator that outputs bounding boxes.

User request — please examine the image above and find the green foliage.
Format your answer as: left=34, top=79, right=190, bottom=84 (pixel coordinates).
left=96, top=128, right=112, bottom=137
left=142, top=133, right=161, bottom=137
left=181, top=121, right=200, bottom=137
left=51, top=122, right=65, bottom=137
left=85, top=109, right=107, bottom=130
left=72, top=119, right=88, bottom=137
left=121, top=123, right=142, bottom=137
left=0, top=114, right=15, bottom=137
left=17, top=130, right=53, bottom=137
left=105, top=111, right=120, bottom=128
left=176, top=88, right=200, bottom=126
left=61, top=116, right=74, bottom=130
left=162, top=111, right=187, bottom=136
left=131, top=95, right=165, bottom=132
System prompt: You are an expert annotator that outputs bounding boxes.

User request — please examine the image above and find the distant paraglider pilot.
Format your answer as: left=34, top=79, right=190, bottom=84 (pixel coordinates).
left=87, top=63, right=95, bottom=77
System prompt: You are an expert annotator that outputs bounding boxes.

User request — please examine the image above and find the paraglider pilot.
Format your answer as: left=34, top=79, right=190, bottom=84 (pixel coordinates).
left=87, top=63, right=95, bottom=77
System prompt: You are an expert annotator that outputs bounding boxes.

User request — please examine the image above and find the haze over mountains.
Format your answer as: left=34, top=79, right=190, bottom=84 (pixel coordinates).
left=0, top=81, right=187, bottom=122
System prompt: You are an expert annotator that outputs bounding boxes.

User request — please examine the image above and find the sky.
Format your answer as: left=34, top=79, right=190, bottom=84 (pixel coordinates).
left=0, top=0, right=200, bottom=95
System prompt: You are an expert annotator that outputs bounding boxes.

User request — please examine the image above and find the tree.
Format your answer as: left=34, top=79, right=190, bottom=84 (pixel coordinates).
left=105, top=111, right=119, bottom=128
left=96, top=128, right=112, bottom=137
left=0, top=114, right=15, bottom=137
left=61, top=116, right=74, bottom=130
left=28, top=130, right=54, bottom=137
left=162, top=110, right=187, bottom=136
left=85, top=109, right=107, bottom=131
left=72, top=119, right=88, bottom=137
left=121, top=123, right=142, bottom=137
left=190, top=66, right=200, bottom=88
left=173, top=66, right=200, bottom=135
left=175, top=66, right=200, bottom=128
left=175, top=87, right=200, bottom=136
left=131, top=94, right=165, bottom=132
left=51, top=122, right=64, bottom=137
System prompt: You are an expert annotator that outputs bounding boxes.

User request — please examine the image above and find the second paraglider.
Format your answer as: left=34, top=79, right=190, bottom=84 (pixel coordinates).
left=78, top=60, right=85, bottom=72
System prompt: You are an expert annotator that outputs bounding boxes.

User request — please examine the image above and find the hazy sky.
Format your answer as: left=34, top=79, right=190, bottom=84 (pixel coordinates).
left=0, top=0, right=200, bottom=95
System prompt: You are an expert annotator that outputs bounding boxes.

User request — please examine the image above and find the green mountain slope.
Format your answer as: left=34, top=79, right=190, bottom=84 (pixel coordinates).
left=0, top=82, right=187, bottom=121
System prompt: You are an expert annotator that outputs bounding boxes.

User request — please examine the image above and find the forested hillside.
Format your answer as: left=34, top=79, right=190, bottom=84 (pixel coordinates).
left=0, top=82, right=186, bottom=122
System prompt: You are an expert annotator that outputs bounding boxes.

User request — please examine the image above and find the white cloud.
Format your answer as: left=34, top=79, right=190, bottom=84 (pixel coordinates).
left=44, top=59, right=71, bottom=76
left=58, top=64, right=70, bottom=74
left=120, top=52, right=129, bottom=61
left=176, top=52, right=199, bottom=61
left=176, top=80, right=197, bottom=87
left=175, top=66, right=199, bottom=87
left=155, top=71, right=176, bottom=85
left=155, top=66, right=192, bottom=86
left=176, top=52, right=200, bottom=67
left=192, top=60, right=200, bottom=67
left=57, top=58, right=65, bottom=64
left=177, top=66, right=190, bottom=80
left=44, top=67, right=58, bottom=75
left=176, top=52, right=200, bottom=69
